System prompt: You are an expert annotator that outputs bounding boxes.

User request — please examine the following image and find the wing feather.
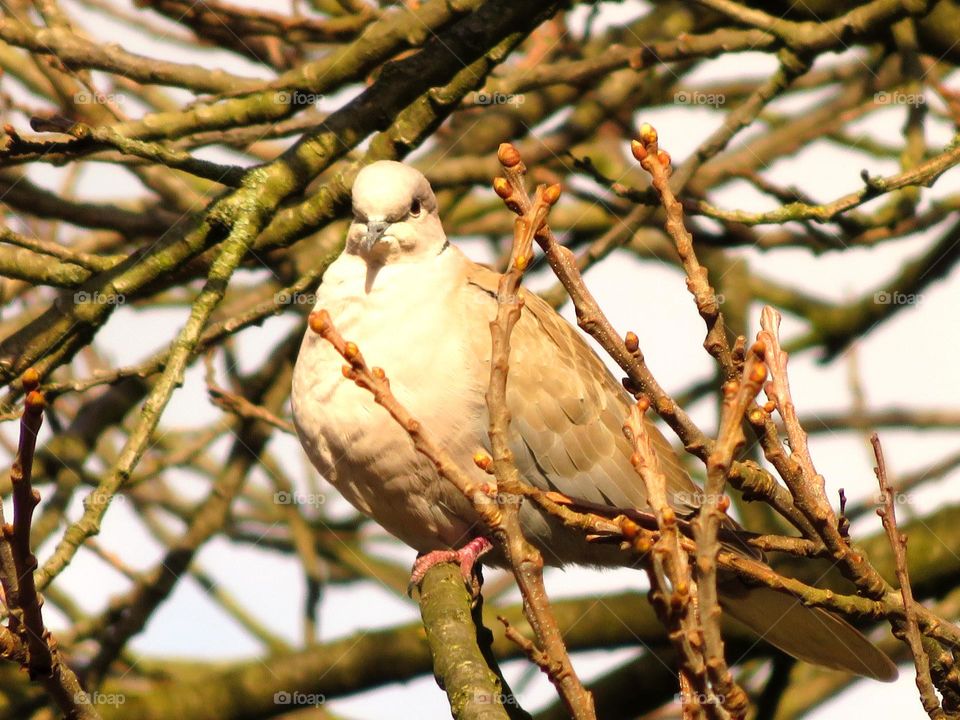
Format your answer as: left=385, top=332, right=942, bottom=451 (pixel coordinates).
left=465, top=262, right=701, bottom=514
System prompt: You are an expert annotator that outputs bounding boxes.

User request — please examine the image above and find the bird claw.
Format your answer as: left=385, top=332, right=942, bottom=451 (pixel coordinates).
left=407, top=537, right=493, bottom=596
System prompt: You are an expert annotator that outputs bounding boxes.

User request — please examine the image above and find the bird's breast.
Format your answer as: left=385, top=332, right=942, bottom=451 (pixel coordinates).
left=290, top=254, right=492, bottom=547
left=304, top=258, right=488, bottom=423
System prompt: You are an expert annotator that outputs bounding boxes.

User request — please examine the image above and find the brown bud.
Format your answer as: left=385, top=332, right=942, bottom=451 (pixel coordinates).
left=493, top=177, right=511, bottom=199
left=748, top=408, right=766, bottom=424
left=21, top=368, right=40, bottom=391
left=340, top=365, right=351, bottom=379
left=69, top=123, right=91, bottom=140
left=722, top=380, right=739, bottom=399
left=763, top=400, right=776, bottom=413
left=717, top=495, right=730, bottom=512
left=662, top=506, right=676, bottom=524
left=26, top=390, right=45, bottom=411
left=751, top=340, right=766, bottom=358
left=308, top=310, right=329, bottom=335
left=635, top=395, right=650, bottom=412
left=372, top=367, right=386, bottom=380
left=473, top=450, right=493, bottom=471
left=656, top=149, right=671, bottom=167
left=749, top=363, right=768, bottom=384
left=515, top=253, right=529, bottom=271
left=497, top=143, right=521, bottom=168
left=639, top=122, right=657, bottom=145
left=630, top=139, right=647, bottom=162
left=543, top=183, right=561, bottom=206
left=343, top=342, right=359, bottom=361
left=624, top=331, right=639, bottom=353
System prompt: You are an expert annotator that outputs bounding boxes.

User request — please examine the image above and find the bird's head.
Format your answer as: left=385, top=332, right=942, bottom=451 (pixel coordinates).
left=347, top=161, right=446, bottom=264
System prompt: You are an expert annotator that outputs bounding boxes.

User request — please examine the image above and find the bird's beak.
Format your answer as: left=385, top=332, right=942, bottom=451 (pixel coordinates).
left=361, top=221, right=390, bottom=253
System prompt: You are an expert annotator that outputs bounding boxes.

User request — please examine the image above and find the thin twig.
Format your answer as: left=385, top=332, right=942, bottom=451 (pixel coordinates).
left=695, top=347, right=769, bottom=718
left=8, top=370, right=52, bottom=678
left=488, top=143, right=595, bottom=719
left=874, top=434, right=945, bottom=719
left=624, top=396, right=719, bottom=719
left=0, top=369, right=99, bottom=717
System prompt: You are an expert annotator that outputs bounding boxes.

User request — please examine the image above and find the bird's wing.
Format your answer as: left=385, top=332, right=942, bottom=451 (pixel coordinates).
left=464, top=261, right=701, bottom=515
left=460, top=261, right=900, bottom=683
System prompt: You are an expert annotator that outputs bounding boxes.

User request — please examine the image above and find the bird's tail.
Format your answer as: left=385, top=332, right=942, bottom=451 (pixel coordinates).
left=718, top=579, right=898, bottom=681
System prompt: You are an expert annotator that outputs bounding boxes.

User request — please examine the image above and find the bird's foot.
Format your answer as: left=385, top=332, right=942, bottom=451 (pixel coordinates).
left=407, top=537, right=493, bottom=596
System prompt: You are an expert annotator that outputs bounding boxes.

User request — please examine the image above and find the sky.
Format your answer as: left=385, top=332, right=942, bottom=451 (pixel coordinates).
left=2, top=1, right=959, bottom=718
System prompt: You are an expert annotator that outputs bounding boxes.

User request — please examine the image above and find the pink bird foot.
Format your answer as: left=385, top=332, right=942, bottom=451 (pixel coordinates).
left=407, top=537, right=493, bottom=595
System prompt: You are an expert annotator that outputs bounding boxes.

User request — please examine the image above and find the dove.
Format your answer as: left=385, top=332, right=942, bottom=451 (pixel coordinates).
left=290, top=160, right=897, bottom=681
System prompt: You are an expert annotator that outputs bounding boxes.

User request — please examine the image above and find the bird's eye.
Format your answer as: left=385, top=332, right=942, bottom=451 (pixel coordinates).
left=409, top=198, right=422, bottom=217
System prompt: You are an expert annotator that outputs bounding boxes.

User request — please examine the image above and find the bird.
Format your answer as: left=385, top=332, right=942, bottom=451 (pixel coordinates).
left=291, top=160, right=898, bottom=682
